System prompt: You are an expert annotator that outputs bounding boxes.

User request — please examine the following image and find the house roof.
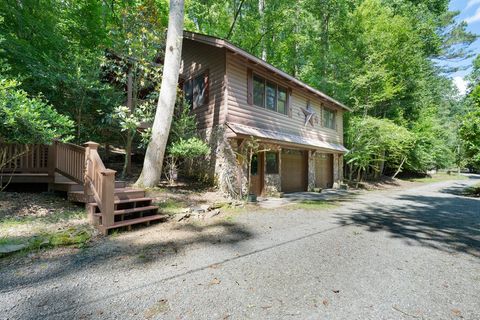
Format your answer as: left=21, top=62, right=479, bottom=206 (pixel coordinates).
left=226, top=122, right=349, bottom=153
left=183, top=31, right=352, bottom=112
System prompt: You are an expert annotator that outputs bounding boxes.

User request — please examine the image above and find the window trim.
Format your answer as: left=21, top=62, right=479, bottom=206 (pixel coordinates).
left=248, top=70, right=289, bottom=116
left=322, top=106, right=337, bottom=130
left=182, top=69, right=209, bottom=109
left=265, top=151, right=279, bottom=174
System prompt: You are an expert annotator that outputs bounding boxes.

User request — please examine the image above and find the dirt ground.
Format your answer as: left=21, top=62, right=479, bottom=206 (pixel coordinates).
left=0, top=172, right=466, bottom=262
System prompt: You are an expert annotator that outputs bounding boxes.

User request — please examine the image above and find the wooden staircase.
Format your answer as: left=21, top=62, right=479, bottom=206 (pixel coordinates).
left=1, top=141, right=166, bottom=235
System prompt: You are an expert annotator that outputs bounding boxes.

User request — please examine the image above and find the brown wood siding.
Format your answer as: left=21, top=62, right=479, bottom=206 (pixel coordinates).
left=180, top=39, right=226, bottom=130
left=315, top=153, right=333, bottom=188
left=225, top=52, right=344, bottom=146
left=281, top=149, right=307, bottom=192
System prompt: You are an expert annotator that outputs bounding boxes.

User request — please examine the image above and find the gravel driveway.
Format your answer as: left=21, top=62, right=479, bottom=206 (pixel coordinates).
left=1, top=176, right=479, bottom=320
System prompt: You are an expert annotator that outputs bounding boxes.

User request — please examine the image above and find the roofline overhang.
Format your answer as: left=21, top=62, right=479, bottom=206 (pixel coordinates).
left=183, top=31, right=352, bottom=112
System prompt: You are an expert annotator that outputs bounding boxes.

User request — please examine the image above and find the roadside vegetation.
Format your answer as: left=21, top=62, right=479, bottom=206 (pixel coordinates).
left=403, top=172, right=468, bottom=183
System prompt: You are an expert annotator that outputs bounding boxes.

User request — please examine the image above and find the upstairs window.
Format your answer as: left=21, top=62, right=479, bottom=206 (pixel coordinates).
left=323, top=107, right=336, bottom=129
left=250, top=73, right=288, bottom=115
left=183, top=71, right=209, bottom=109
left=253, top=75, right=265, bottom=108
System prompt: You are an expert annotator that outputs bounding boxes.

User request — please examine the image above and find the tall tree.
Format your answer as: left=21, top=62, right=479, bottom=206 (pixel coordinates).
left=136, top=0, right=185, bottom=187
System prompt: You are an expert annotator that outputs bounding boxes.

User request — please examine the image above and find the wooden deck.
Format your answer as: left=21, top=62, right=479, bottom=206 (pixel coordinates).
left=1, top=141, right=165, bottom=235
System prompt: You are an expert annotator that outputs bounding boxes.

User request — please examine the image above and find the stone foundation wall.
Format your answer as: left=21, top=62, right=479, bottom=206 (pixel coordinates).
left=307, top=150, right=316, bottom=191
left=196, top=125, right=241, bottom=198
left=193, top=126, right=346, bottom=195
left=264, top=174, right=281, bottom=195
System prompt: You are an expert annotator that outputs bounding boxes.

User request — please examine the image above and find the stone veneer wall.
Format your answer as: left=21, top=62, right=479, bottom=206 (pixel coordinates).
left=307, top=150, right=316, bottom=191
left=195, top=125, right=345, bottom=195
left=332, top=153, right=340, bottom=188
left=196, top=125, right=242, bottom=198
left=262, top=144, right=281, bottom=196
left=338, top=154, right=344, bottom=182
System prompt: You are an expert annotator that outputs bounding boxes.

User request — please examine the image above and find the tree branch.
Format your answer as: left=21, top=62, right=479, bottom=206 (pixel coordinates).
left=226, top=0, right=246, bottom=40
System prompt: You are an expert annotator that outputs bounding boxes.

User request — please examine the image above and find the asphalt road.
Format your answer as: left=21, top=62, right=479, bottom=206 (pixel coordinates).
left=1, top=176, right=479, bottom=320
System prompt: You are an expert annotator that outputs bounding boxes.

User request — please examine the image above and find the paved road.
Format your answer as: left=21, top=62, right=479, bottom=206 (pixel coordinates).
left=1, top=176, right=479, bottom=319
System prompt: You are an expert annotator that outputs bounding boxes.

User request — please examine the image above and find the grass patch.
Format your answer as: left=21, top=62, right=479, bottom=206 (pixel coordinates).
left=0, top=193, right=95, bottom=258
left=463, top=183, right=480, bottom=197
left=0, top=225, right=94, bottom=258
left=155, top=199, right=187, bottom=216
left=0, top=209, right=86, bottom=228
left=403, top=172, right=467, bottom=183
left=285, top=200, right=338, bottom=211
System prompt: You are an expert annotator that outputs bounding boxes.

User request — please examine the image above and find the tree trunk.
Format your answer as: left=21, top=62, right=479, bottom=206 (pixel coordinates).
left=355, top=167, right=362, bottom=189
left=135, top=0, right=184, bottom=187
left=259, top=0, right=266, bottom=61
left=392, top=156, right=407, bottom=179
left=123, top=68, right=134, bottom=177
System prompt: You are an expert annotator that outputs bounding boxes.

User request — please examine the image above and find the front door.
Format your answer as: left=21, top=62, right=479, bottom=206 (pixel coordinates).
left=249, top=152, right=264, bottom=195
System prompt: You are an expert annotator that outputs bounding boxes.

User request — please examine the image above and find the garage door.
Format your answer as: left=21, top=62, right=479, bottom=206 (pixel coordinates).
left=281, top=149, right=307, bottom=192
left=315, top=153, right=333, bottom=188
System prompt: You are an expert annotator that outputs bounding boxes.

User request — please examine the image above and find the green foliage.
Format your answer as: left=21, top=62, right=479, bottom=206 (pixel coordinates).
left=163, top=97, right=209, bottom=184
left=168, top=137, right=210, bottom=159
left=0, top=0, right=476, bottom=180
left=186, top=0, right=473, bottom=178
left=345, top=116, right=413, bottom=180
left=0, top=79, right=73, bottom=144
left=168, top=95, right=199, bottom=145
left=458, top=85, right=480, bottom=170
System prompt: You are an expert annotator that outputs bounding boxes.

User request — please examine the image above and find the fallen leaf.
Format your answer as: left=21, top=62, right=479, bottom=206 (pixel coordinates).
left=209, top=278, right=221, bottom=285
left=451, top=308, right=462, bottom=317
left=144, top=299, right=169, bottom=319
left=322, top=299, right=329, bottom=306
left=332, top=289, right=340, bottom=294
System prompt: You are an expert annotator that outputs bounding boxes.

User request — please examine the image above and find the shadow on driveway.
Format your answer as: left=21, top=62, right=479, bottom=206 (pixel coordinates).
left=0, top=221, right=254, bottom=292
left=336, top=189, right=480, bottom=258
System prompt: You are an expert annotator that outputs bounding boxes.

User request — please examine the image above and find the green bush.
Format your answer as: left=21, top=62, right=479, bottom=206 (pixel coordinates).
left=0, top=79, right=73, bottom=143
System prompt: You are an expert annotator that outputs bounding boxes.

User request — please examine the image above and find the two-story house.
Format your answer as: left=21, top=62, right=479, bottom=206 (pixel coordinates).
left=179, top=31, right=350, bottom=196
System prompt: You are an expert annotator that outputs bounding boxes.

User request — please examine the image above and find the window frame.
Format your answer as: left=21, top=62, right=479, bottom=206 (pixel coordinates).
left=250, top=72, right=289, bottom=116
left=265, top=151, right=279, bottom=174
left=182, top=70, right=209, bottom=109
left=322, top=107, right=336, bottom=130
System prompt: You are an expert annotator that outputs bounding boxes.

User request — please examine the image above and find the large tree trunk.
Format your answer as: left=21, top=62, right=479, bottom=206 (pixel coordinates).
left=123, top=68, right=134, bottom=178
left=135, top=0, right=184, bottom=187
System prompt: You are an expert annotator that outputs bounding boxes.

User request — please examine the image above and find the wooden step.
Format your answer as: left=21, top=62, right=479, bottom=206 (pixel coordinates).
left=114, top=188, right=145, bottom=200
left=104, top=214, right=167, bottom=230
left=114, top=197, right=153, bottom=205
left=93, top=205, right=158, bottom=217
left=53, top=181, right=82, bottom=192
left=68, top=188, right=145, bottom=203
left=115, top=181, right=127, bottom=189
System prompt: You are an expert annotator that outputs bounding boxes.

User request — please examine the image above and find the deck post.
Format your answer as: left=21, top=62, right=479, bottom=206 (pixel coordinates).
left=47, top=140, right=58, bottom=191
left=83, top=141, right=99, bottom=200
left=100, top=169, right=116, bottom=233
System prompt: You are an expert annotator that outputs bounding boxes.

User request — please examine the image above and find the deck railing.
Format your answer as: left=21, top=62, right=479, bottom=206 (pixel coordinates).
left=1, top=140, right=116, bottom=229
left=84, top=142, right=115, bottom=228
left=54, top=141, right=86, bottom=184
left=0, top=144, right=50, bottom=173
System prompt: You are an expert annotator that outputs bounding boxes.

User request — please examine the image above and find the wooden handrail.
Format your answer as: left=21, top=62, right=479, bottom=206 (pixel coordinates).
left=84, top=142, right=116, bottom=229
